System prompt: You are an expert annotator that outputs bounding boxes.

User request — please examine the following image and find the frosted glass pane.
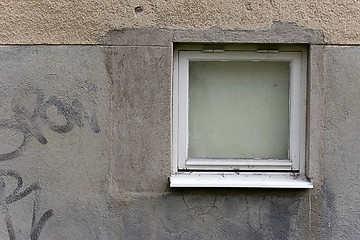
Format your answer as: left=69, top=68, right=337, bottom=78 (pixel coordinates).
left=188, top=61, right=289, bottom=159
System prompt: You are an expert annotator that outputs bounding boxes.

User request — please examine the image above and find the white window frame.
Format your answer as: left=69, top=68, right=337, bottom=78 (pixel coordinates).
left=170, top=45, right=313, bottom=188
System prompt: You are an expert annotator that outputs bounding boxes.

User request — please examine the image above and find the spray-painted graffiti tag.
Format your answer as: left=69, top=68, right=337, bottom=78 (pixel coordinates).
left=0, top=88, right=100, bottom=161
left=0, top=170, right=53, bottom=240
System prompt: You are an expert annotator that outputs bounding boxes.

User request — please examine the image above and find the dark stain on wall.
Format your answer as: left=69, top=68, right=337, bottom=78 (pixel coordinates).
left=268, top=200, right=293, bottom=240
left=113, top=189, right=306, bottom=240
left=320, top=180, right=337, bottom=238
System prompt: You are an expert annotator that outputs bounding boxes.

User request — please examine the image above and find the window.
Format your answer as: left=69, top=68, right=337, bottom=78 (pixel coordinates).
left=170, top=45, right=313, bottom=188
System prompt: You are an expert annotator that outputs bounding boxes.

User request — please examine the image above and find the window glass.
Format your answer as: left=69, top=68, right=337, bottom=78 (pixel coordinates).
left=188, top=61, right=290, bottom=159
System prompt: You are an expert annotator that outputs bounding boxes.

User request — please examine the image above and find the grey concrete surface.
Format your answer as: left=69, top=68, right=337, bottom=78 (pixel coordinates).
left=321, top=46, right=360, bottom=239
left=0, top=26, right=359, bottom=240
left=0, top=46, right=114, bottom=239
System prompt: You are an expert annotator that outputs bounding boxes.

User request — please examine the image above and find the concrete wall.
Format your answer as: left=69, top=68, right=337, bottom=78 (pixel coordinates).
left=0, top=1, right=360, bottom=240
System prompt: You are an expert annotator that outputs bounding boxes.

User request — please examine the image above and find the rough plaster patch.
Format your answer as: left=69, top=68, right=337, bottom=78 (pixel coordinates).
left=103, top=46, right=172, bottom=193
left=101, top=22, right=324, bottom=46
left=172, top=22, right=325, bottom=44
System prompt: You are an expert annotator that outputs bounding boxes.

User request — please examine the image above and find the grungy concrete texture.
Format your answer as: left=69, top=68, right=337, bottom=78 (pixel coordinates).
left=0, top=26, right=360, bottom=239
left=0, top=46, right=117, bottom=239
left=321, top=46, right=360, bottom=239
left=0, top=44, right=309, bottom=240
left=0, top=0, right=360, bottom=44
left=115, top=190, right=307, bottom=240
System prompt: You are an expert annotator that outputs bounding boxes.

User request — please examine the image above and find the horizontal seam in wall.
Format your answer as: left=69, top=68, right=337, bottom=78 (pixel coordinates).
left=0, top=44, right=170, bottom=47
left=102, top=45, right=170, bottom=47
left=0, top=44, right=104, bottom=46
left=310, top=43, right=360, bottom=46
left=1, top=43, right=360, bottom=47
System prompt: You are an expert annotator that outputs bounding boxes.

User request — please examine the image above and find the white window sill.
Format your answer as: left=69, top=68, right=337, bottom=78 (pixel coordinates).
left=170, top=172, right=313, bottom=188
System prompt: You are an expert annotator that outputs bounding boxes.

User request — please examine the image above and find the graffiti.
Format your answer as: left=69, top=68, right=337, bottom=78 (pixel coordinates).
left=0, top=87, right=100, bottom=161
left=0, top=170, right=53, bottom=240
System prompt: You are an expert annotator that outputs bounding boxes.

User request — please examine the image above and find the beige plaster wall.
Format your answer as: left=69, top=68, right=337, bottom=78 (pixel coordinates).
left=0, top=0, right=359, bottom=45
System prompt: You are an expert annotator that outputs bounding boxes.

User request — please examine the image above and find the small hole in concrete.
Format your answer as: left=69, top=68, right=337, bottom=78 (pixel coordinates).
left=134, top=6, right=143, bottom=16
